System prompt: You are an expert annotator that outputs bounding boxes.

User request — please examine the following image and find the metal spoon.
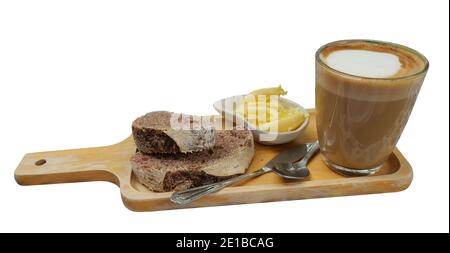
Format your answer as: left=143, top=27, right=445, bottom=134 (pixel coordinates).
left=170, top=142, right=317, bottom=205
left=272, top=141, right=320, bottom=179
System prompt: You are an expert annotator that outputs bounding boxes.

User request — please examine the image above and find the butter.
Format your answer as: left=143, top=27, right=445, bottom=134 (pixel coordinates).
left=237, top=86, right=306, bottom=132
left=249, top=85, right=288, bottom=97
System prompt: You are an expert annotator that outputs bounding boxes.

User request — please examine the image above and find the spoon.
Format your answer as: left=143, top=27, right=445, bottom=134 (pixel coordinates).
left=170, top=142, right=318, bottom=205
left=272, top=141, right=320, bottom=179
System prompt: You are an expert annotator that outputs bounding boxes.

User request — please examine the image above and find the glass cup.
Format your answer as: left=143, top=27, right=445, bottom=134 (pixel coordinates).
left=315, top=40, right=429, bottom=176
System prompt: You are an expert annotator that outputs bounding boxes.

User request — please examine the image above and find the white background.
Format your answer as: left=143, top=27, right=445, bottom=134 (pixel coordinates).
left=0, top=0, right=448, bottom=233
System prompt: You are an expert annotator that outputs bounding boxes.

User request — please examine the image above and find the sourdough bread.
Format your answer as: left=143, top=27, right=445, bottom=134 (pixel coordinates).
left=132, top=111, right=216, bottom=154
left=130, top=130, right=254, bottom=192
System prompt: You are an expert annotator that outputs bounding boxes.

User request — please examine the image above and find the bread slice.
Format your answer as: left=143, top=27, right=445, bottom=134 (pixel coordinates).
left=132, top=111, right=216, bottom=154
left=130, top=130, right=254, bottom=192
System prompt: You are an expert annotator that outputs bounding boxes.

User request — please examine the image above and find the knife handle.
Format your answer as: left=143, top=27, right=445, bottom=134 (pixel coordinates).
left=170, top=167, right=272, bottom=205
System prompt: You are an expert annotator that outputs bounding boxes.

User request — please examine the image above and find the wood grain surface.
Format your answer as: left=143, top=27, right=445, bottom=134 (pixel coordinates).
left=15, top=110, right=413, bottom=211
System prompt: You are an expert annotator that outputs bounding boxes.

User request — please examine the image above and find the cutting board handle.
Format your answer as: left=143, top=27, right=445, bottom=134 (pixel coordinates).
left=14, top=138, right=135, bottom=186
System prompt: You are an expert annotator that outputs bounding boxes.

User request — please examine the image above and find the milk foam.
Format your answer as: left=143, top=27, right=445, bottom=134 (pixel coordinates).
left=325, top=50, right=402, bottom=78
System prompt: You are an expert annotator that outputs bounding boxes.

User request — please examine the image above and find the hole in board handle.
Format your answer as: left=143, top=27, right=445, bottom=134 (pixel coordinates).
left=35, top=159, right=46, bottom=166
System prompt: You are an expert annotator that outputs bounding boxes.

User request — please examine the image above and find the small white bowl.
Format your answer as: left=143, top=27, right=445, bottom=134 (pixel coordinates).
left=213, top=95, right=310, bottom=145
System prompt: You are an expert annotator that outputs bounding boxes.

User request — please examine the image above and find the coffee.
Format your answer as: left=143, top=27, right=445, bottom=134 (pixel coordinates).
left=315, top=40, right=428, bottom=175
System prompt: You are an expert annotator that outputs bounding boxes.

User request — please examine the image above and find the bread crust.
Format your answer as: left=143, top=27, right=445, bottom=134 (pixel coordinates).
left=132, top=111, right=216, bottom=154
left=130, top=130, right=254, bottom=192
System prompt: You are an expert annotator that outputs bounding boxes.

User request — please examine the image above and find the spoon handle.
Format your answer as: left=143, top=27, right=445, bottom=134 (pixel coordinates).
left=170, top=167, right=272, bottom=205
left=297, top=141, right=320, bottom=167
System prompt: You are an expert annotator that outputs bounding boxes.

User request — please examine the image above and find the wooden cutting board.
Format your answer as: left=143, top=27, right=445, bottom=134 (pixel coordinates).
left=15, top=110, right=413, bottom=211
